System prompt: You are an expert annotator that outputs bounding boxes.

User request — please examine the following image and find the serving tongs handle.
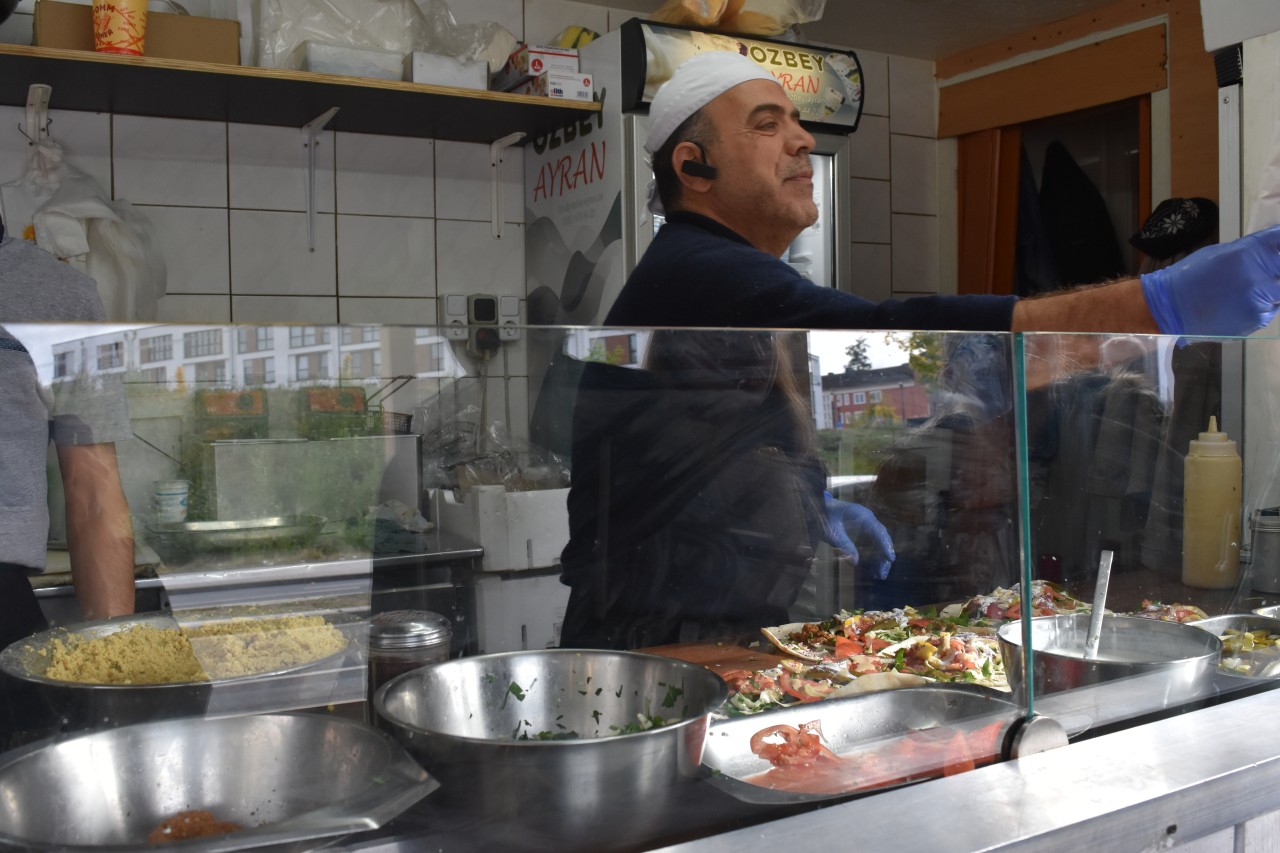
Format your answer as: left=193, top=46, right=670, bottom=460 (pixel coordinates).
left=1084, top=550, right=1114, bottom=660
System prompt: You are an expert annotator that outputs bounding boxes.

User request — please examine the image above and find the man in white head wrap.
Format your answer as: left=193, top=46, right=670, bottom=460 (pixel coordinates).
left=642, top=50, right=819, bottom=255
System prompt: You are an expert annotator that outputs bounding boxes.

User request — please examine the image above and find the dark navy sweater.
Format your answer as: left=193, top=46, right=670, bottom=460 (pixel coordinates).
left=606, top=211, right=1017, bottom=330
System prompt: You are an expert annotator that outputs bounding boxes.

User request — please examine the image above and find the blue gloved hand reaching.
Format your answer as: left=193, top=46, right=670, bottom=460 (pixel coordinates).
left=822, top=492, right=895, bottom=580
left=1141, top=223, right=1280, bottom=336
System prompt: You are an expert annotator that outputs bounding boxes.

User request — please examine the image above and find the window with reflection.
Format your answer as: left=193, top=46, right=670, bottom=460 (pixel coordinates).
left=341, top=326, right=380, bottom=345
left=237, top=327, right=273, bottom=354
left=96, top=341, right=122, bottom=370
left=242, top=357, right=275, bottom=386
left=139, top=333, right=172, bottom=362
left=290, top=326, right=330, bottom=348
left=183, top=329, right=223, bottom=358
left=295, top=351, right=329, bottom=381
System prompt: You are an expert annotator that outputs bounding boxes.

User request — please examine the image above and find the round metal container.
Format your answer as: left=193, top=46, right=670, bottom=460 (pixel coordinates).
left=0, top=612, right=357, bottom=732
left=366, top=610, right=452, bottom=711
left=374, top=648, right=728, bottom=844
left=997, top=614, right=1221, bottom=696
left=0, top=712, right=437, bottom=852
left=1251, top=509, right=1280, bottom=593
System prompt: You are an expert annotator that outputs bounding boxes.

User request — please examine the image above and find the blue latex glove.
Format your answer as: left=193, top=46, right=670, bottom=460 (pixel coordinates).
left=1140, top=224, right=1280, bottom=336
left=822, top=492, right=895, bottom=580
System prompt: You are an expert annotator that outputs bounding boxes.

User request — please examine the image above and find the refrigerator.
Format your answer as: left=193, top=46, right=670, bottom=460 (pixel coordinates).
left=524, top=18, right=866, bottom=337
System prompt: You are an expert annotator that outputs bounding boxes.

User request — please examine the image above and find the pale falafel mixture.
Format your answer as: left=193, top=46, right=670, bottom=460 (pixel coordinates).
left=38, top=616, right=348, bottom=684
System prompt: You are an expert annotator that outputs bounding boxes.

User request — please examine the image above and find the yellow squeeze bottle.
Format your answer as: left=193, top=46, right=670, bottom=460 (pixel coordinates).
left=1182, top=416, right=1242, bottom=589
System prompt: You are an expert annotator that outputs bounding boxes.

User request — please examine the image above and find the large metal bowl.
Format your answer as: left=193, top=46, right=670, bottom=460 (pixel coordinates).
left=0, top=712, right=437, bottom=852
left=0, top=612, right=359, bottom=731
left=998, top=614, right=1221, bottom=697
left=375, top=648, right=728, bottom=844
left=702, top=683, right=1017, bottom=805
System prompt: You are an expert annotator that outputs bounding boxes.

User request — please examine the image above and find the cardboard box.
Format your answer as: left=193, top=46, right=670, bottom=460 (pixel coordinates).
left=34, top=0, right=240, bottom=64
left=297, top=40, right=402, bottom=80
left=432, top=485, right=569, bottom=572
left=511, top=71, right=594, bottom=101
left=403, top=50, right=487, bottom=89
left=490, top=43, right=578, bottom=92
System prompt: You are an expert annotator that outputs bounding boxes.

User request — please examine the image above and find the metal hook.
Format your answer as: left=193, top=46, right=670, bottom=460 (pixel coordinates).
left=17, top=118, right=53, bottom=145
left=20, top=84, right=52, bottom=145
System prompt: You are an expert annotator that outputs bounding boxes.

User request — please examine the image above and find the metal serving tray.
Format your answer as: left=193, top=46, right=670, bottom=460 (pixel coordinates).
left=701, top=683, right=1017, bottom=805
left=1192, top=613, right=1280, bottom=678
left=147, top=515, right=327, bottom=553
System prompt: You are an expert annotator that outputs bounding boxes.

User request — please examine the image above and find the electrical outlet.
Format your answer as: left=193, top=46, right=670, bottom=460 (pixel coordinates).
left=440, top=294, right=468, bottom=341
left=498, top=296, right=522, bottom=341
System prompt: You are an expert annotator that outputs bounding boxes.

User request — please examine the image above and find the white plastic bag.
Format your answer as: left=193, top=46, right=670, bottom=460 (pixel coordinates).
left=3, top=137, right=166, bottom=322
left=257, top=0, right=514, bottom=72
left=28, top=143, right=166, bottom=322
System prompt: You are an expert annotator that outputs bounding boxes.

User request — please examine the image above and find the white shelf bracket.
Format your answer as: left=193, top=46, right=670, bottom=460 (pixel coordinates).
left=21, top=84, right=52, bottom=144
left=301, top=106, right=340, bottom=252
left=490, top=131, right=525, bottom=239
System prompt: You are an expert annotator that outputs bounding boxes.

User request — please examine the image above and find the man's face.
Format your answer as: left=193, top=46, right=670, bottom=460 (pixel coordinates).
left=698, top=79, right=818, bottom=255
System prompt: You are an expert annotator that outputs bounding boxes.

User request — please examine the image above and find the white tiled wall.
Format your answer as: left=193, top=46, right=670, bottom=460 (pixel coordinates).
left=0, top=0, right=945, bottom=344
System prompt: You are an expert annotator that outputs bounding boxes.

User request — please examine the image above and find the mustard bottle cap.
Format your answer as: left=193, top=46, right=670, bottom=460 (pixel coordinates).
left=1189, top=416, right=1238, bottom=456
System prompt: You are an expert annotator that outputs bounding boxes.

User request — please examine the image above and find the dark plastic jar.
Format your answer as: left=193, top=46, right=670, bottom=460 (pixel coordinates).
left=367, top=610, right=452, bottom=718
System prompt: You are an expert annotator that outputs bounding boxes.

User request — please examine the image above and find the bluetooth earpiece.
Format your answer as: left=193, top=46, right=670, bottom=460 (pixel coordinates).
left=678, top=141, right=718, bottom=180
left=680, top=159, right=718, bottom=179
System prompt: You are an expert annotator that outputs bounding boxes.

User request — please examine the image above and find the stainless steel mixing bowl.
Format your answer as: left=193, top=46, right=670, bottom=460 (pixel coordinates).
left=374, top=648, right=728, bottom=844
left=998, top=614, right=1221, bottom=697
left=0, top=712, right=438, bottom=852
left=0, top=612, right=359, bottom=731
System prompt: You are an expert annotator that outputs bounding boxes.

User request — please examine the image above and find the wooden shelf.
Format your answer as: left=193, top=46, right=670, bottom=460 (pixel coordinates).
left=0, top=45, right=601, bottom=143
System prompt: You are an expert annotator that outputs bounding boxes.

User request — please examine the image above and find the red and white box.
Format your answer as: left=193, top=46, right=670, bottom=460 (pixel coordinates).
left=512, top=71, right=594, bottom=101
left=491, top=44, right=579, bottom=92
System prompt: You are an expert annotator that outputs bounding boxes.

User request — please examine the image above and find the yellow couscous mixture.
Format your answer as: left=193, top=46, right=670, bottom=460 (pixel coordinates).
left=38, top=616, right=348, bottom=685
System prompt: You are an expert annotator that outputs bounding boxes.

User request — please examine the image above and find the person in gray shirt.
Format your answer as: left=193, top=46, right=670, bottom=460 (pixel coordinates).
left=0, top=220, right=135, bottom=655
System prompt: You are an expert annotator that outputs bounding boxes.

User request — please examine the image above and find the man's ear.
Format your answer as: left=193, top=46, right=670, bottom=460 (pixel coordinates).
left=672, top=141, right=716, bottom=190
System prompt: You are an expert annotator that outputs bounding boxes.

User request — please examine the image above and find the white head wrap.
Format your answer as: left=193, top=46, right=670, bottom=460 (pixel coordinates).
left=644, top=50, right=779, bottom=215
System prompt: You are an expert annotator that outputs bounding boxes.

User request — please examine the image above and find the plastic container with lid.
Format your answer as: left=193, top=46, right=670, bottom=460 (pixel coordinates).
left=1182, top=416, right=1242, bottom=589
left=366, top=610, right=452, bottom=717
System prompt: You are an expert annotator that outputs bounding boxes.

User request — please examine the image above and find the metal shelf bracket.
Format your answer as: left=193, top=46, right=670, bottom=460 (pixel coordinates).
left=490, top=131, right=525, bottom=239
left=301, top=106, right=340, bottom=252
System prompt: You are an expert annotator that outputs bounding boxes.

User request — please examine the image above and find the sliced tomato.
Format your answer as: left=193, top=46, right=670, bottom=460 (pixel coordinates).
left=941, top=731, right=976, bottom=776
left=866, top=636, right=892, bottom=653
left=833, top=635, right=864, bottom=659
left=965, top=721, right=1005, bottom=764
left=718, top=669, right=754, bottom=683
left=748, top=721, right=840, bottom=767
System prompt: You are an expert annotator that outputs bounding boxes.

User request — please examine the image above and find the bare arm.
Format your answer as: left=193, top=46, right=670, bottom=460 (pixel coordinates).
left=57, top=442, right=135, bottom=619
left=1010, top=278, right=1161, bottom=334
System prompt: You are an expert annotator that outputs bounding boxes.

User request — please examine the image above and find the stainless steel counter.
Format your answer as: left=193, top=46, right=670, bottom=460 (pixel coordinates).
left=332, top=679, right=1280, bottom=853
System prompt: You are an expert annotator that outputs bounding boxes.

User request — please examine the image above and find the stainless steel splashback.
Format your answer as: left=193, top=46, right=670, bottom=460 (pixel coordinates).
left=206, top=435, right=420, bottom=523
